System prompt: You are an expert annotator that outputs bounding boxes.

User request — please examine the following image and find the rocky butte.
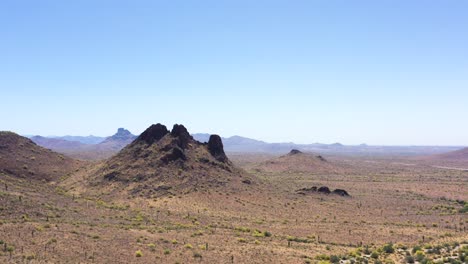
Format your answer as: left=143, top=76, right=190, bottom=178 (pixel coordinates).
left=91, top=123, right=250, bottom=197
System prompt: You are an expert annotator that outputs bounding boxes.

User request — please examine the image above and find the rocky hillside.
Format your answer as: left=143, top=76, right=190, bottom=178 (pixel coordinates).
left=0, top=132, right=83, bottom=181
left=89, top=124, right=251, bottom=197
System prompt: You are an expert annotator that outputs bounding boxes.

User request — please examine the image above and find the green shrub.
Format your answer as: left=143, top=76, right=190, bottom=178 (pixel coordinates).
left=330, top=255, right=340, bottom=263
left=252, top=230, right=265, bottom=237
left=147, top=243, right=156, bottom=252
left=382, top=243, right=395, bottom=253
left=237, top=238, right=247, bottom=243
left=135, top=250, right=143, bottom=257
left=414, top=251, right=425, bottom=262
left=184, top=243, right=193, bottom=249
left=460, top=205, right=468, bottom=213
left=235, top=226, right=250, bottom=233
left=287, top=236, right=310, bottom=243
left=405, top=255, right=414, bottom=263
left=412, top=246, right=422, bottom=254
left=315, top=254, right=330, bottom=261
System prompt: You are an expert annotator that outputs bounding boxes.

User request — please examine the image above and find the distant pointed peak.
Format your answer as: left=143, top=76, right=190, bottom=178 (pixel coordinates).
left=115, top=128, right=131, bottom=136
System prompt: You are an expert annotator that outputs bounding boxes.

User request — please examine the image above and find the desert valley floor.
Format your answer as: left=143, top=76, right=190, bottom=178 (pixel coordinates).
left=0, top=128, right=467, bottom=264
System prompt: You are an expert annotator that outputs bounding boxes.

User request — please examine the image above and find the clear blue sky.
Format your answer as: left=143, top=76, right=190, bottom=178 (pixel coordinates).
left=1, top=1, right=467, bottom=145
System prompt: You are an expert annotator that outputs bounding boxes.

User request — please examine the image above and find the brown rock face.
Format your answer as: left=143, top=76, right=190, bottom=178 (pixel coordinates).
left=208, top=135, right=228, bottom=162
left=137, top=123, right=169, bottom=144
left=171, top=124, right=192, bottom=149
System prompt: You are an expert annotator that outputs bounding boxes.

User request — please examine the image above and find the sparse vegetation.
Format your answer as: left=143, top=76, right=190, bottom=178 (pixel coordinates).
left=0, top=128, right=467, bottom=263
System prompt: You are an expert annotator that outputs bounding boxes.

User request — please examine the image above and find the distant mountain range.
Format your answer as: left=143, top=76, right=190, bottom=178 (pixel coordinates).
left=30, top=128, right=136, bottom=160
left=26, top=130, right=464, bottom=160
left=192, top=134, right=462, bottom=156
left=50, top=135, right=105, bottom=144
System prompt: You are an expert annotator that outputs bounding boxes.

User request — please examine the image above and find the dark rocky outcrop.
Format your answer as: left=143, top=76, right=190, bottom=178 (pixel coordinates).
left=288, top=149, right=303, bottom=155
left=208, top=135, right=228, bottom=163
left=317, top=186, right=331, bottom=194
left=161, top=146, right=187, bottom=163
left=296, top=186, right=318, bottom=195
left=332, top=189, right=350, bottom=196
left=316, top=155, right=327, bottom=162
left=171, top=124, right=192, bottom=149
left=242, top=179, right=252, bottom=185
left=296, top=185, right=350, bottom=197
left=137, top=123, right=169, bottom=145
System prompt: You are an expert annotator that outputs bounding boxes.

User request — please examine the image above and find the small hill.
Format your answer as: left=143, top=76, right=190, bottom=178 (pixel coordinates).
left=252, top=149, right=342, bottom=174
left=426, top=147, right=468, bottom=163
left=0, top=132, right=83, bottom=181
left=88, top=124, right=250, bottom=197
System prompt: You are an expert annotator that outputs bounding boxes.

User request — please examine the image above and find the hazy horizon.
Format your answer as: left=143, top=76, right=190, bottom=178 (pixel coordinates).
left=1, top=1, right=467, bottom=145
left=20, top=129, right=466, bottom=148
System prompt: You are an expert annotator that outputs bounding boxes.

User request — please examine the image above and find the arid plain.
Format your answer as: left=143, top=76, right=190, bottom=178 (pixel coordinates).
left=0, top=125, right=467, bottom=264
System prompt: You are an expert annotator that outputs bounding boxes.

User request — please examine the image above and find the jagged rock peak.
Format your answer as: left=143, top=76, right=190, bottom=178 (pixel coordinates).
left=112, top=128, right=133, bottom=138
left=137, top=123, right=169, bottom=144
left=171, top=124, right=192, bottom=149
left=288, top=149, right=303, bottom=155
left=208, top=135, right=228, bottom=163
left=117, top=127, right=131, bottom=135
left=171, top=124, right=190, bottom=138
